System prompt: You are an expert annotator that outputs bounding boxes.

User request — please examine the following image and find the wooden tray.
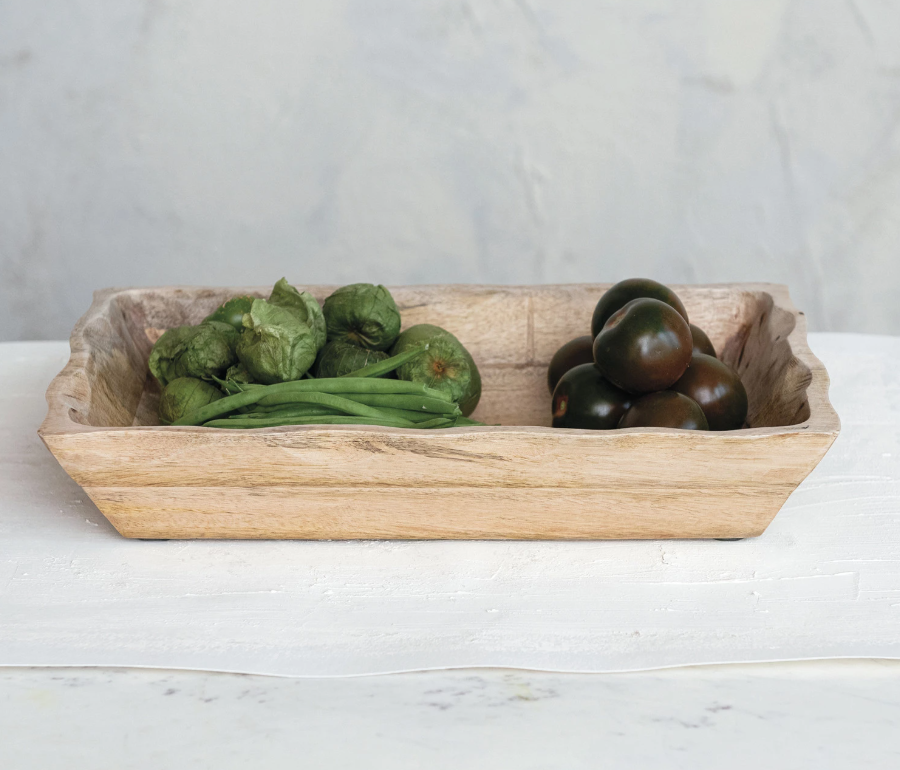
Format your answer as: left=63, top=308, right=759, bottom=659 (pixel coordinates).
left=39, top=283, right=839, bottom=540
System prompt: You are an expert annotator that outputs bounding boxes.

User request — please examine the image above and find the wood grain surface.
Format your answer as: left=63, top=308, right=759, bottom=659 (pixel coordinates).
left=39, top=284, right=840, bottom=540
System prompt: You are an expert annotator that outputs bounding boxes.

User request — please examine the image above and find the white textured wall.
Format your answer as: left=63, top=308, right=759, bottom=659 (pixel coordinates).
left=2, top=0, right=900, bottom=340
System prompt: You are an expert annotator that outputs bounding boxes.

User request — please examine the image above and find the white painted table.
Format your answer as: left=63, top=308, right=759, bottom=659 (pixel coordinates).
left=2, top=662, right=900, bottom=769
left=2, top=335, right=899, bottom=767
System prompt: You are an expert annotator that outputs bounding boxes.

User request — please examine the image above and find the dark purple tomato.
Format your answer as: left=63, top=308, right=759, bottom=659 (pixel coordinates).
left=690, top=324, right=716, bottom=358
left=551, top=363, right=632, bottom=430
left=591, top=278, right=689, bottom=339
left=547, top=336, right=595, bottom=394
left=593, top=298, right=693, bottom=394
left=671, top=353, right=748, bottom=431
left=618, top=391, right=709, bottom=430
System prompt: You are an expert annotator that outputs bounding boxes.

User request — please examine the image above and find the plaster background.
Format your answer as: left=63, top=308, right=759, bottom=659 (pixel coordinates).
left=2, top=0, right=898, bottom=339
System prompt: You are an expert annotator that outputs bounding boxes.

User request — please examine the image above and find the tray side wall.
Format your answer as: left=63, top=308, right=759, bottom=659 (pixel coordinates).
left=43, top=427, right=836, bottom=539
left=81, top=487, right=786, bottom=540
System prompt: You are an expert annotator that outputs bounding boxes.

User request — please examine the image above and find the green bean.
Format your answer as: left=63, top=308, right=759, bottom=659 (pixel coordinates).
left=343, top=393, right=460, bottom=415
left=369, top=407, right=454, bottom=423
left=174, top=377, right=453, bottom=425
left=401, top=416, right=484, bottom=428
left=241, top=403, right=339, bottom=416
left=450, top=416, right=486, bottom=426
left=218, top=374, right=453, bottom=401
left=230, top=404, right=338, bottom=419
left=309, top=376, right=453, bottom=402
left=222, top=376, right=450, bottom=398
left=341, top=344, right=428, bottom=379
left=175, top=389, right=267, bottom=425
left=235, top=407, right=471, bottom=428
left=368, top=408, right=481, bottom=424
left=203, top=415, right=437, bottom=429
left=260, top=392, right=416, bottom=424
left=256, top=391, right=459, bottom=415
left=408, top=417, right=457, bottom=429
left=301, top=377, right=454, bottom=399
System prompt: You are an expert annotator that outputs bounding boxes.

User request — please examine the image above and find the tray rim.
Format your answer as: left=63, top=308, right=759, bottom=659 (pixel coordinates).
left=38, top=282, right=841, bottom=442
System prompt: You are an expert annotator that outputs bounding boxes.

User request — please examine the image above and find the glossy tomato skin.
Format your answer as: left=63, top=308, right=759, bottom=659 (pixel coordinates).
left=547, top=336, right=595, bottom=394
left=689, top=324, right=716, bottom=358
left=618, top=391, right=709, bottom=430
left=592, top=298, right=693, bottom=394
left=551, top=363, right=632, bottom=429
left=671, top=353, right=748, bottom=430
left=591, top=278, right=689, bottom=339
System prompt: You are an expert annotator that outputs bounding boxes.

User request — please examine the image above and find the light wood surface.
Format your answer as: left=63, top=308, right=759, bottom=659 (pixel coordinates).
left=39, top=284, right=840, bottom=539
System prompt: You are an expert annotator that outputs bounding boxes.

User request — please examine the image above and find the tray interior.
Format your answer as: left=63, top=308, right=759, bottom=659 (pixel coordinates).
left=66, top=284, right=812, bottom=431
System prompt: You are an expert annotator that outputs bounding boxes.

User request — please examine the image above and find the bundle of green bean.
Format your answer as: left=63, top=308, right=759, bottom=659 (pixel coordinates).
left=173, top=345, right=485, bottom=430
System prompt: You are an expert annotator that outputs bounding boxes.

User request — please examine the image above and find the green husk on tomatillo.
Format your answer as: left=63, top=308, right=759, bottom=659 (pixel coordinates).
left=391, top=324, right=481, bottom=416
left=235, top=299, right=318, bottom=384
left=268, top=278, right=327, bottom=351
left=158, top=377, right=224, bottom=424
left=148, top=320, right=239, bottom=387
left=323, top=283, right=401, bottom=351
left=224, top=361, right=255, bottom=384
left=314, top=339, right=390, bottom=378
left=204, top=296, right=256, bottom=333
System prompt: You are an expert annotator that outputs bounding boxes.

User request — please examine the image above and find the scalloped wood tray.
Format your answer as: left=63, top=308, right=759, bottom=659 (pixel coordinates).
left=39, top=283, right=839, bottom=540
